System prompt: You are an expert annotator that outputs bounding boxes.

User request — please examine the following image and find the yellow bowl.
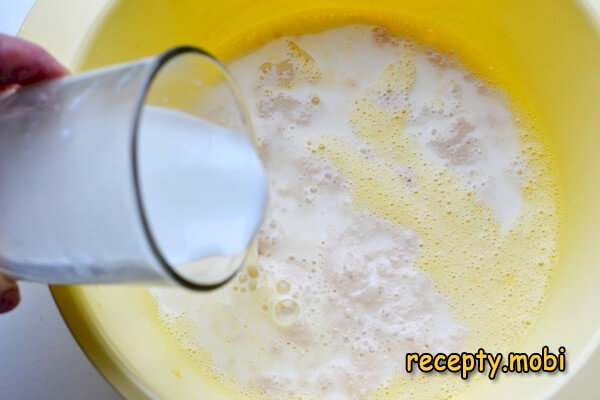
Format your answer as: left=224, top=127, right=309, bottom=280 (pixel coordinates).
left=19, top=0, right=600, bottom=398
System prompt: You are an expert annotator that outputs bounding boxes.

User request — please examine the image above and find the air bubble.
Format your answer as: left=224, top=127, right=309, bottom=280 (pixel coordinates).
left=276, top=280, right=290, bottom=294
left=249, top=281, right=257, bottom=292
left=247, top=266, right=259, bottom=279
left=273, top=298, right=300, bottom=326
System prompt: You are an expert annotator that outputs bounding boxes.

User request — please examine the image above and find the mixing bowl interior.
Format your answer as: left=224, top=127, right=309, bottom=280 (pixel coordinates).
left=21, top=0, right=600, bottom=398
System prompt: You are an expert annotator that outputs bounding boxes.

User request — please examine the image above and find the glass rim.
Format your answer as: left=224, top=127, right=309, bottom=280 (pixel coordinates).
left=131, top=46, right=251, bottom=290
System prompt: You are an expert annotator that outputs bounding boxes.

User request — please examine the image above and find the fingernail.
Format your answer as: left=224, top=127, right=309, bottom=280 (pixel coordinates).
left=0, top=288, right=19, bottom=313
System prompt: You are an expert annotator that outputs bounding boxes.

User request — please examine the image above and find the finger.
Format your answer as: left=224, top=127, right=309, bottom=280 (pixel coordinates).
left=0, top=274, right=20, bottom=313
left=0, top=34, right=69, bottom=87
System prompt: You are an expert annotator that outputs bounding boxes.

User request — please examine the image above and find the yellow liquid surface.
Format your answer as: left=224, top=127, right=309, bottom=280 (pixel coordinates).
left=150, top=19, right=560, bottom=400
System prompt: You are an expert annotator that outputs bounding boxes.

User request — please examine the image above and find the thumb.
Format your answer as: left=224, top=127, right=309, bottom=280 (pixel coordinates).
left=0, top=274, right=20, bottom=313
left=0, top=34, right=68, bottom=87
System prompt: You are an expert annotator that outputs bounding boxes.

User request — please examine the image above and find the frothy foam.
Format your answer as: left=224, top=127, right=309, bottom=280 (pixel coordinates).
left=151, top=25, right=559, bottom=399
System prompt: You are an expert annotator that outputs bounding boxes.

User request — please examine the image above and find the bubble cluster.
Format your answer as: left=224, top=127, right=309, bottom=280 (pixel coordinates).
left=257, top=40, right=322, bottom=89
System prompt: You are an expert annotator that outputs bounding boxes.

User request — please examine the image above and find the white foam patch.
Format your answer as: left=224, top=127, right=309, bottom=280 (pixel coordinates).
left=403, top=51, right=524, bottom=228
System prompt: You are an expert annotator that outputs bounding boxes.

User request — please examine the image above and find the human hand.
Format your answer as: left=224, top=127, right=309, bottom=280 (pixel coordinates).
left=0, top=34, right=68, bottom=313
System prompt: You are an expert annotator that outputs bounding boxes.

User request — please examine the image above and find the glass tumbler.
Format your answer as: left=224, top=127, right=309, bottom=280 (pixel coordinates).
left=0, top=47, right=267, bottom=290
